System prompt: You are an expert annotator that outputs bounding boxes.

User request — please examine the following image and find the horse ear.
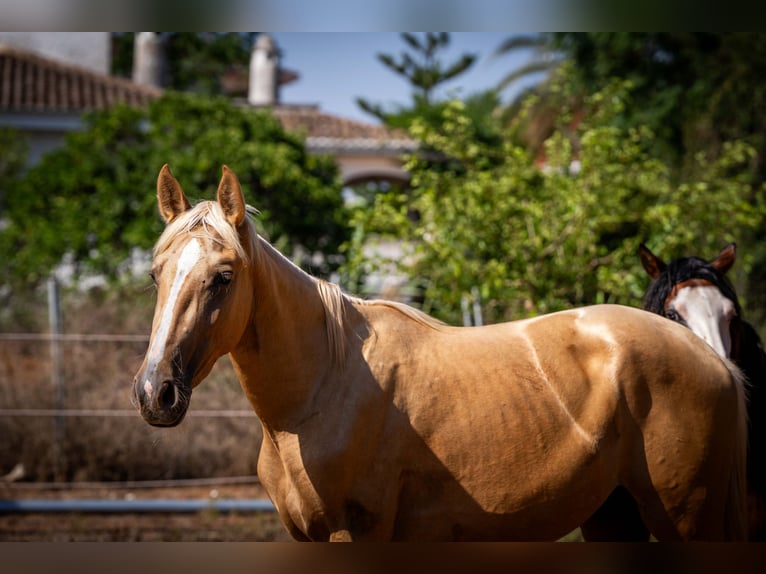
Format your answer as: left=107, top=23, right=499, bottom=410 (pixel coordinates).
left=157, top=164, right=191, bottom=224
left=217, top=165, right=246, bottom=228
left=639, top=244, right=666, bottom=278
left=712, top=242, right=736, bottom=274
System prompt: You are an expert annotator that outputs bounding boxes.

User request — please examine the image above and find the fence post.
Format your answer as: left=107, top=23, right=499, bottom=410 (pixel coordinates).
left=47, top=277, right=66, bottom=479
left=462, top=288, right=484, bottom=327
left=470, top=286, right=483, bottom=327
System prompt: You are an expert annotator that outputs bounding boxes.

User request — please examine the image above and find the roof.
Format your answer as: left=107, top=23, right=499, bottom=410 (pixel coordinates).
left=0, top=44, right=162, bottom=112
left=271, top=106, right=417, bottom=154
left=0, top=44, right=416, bottom=154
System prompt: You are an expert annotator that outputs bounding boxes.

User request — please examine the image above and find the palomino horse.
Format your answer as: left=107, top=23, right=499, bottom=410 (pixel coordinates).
left=639, top=243, right=766, bottom=540
left=132, top=165, right=748, bottom=541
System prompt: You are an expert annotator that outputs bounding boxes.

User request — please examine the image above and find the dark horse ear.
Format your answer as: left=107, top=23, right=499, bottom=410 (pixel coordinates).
left=217, top=165, right=246, bottom=228
left=157, top=164, right=191, bottom=224
left=711, top=242, right=737, bottom=274
left=639, top=244, right=666, bottom=279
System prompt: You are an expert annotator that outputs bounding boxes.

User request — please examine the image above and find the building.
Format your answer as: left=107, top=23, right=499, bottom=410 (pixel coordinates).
left=0, top=33, right=160, bottom=165
left=0, top=33, right=417, bottom=299
left=0, top=32, right=415, bottom=188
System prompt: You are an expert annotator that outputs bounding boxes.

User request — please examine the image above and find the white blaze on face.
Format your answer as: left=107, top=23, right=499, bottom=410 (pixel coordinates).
left=671, top=284, right=735, bottom=358
left=144, top=238, right=201, bottom=385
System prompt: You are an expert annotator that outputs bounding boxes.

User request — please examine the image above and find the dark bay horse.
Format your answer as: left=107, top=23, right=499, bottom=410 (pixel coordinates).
left=131, top=165, right=748, bottom=541
left=639, top=243, right=766, bottom=540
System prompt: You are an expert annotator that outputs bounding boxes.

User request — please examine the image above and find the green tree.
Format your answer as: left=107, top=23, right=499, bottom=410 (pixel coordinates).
left=546, top=33, right=766, bottom=327
left=549, top=33, right=766, bottom=171
left=491, top=34, right=573, bottom=155
left=492, top=33, right=766, bottom=329
left=349, top=34, right=503, bottom=214
left=356, top=33, right=477, bottom=129
left=342, top=69, right=766, bottom=325
left=493, top=34, right=563, bottom=95
left=0, top=127, right=27, bottom=211
left=495, top=33, right=766, bottom=174
left=0, top=92, right=346, bottom=289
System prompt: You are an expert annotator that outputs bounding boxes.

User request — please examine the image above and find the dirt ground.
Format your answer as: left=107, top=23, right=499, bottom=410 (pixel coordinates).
left=0, top=481, right=293, bottom=541
left=1, top=482, right=591, bottom=542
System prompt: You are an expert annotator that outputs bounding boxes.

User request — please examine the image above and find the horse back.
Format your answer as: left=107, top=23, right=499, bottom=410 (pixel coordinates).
left=359, top=302, right=740, bottom=433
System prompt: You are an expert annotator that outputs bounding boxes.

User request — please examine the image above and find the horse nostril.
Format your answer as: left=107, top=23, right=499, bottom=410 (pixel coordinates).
left=158, top=380, right=177, bottom=410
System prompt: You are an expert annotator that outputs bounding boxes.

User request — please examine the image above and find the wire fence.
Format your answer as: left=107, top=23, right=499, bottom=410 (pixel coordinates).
left=0, top=329, right=256, bottom=419
left=0, top=333, right=150, bottom=342
left=0, top=280, right=276, bottom=529
left=0, top=329, right=257, bottom=420
left=6, top=474, right=262, bottom=490
left=1, top=306, right=263, bottom=486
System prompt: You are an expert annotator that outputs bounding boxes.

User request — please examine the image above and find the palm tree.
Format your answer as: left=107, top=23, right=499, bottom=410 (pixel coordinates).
left=492, top=34, right=563, bottom=97
left=491, top=34, right=573, bottom=154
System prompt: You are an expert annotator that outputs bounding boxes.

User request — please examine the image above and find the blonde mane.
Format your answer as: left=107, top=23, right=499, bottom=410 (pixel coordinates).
left=316, top=280, right=446, bottom=369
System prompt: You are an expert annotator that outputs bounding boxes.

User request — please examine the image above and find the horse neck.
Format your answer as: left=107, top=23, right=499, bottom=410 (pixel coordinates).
left=230, top=237, right=337, bottom=429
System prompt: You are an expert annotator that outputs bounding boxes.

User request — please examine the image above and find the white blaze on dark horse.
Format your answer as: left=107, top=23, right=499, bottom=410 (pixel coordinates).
left=132, top=165, right=749, bottom=541
left=669, top=283, right=736, bottom=358
left=640, top=243, right=740, bottom=359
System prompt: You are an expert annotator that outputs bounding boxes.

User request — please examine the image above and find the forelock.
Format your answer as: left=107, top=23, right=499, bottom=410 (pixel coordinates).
left=153, top=201, right=258, bottom=265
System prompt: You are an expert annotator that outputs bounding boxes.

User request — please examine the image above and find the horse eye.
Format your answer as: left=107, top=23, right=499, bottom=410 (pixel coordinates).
left=214, top=271, right=233, bottom=286
left=149, top=271, right=157, bottom=285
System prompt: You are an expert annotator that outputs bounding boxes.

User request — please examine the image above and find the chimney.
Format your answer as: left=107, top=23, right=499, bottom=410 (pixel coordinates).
left=248, top=34, right=279, bottom=106
left=132, top=32, right=166, bottom=88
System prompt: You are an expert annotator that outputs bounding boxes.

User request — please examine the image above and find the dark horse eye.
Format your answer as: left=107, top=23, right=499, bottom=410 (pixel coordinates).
left=148, top=271, right=157, bottom=285
left=215, top=271, right=233, bottom=286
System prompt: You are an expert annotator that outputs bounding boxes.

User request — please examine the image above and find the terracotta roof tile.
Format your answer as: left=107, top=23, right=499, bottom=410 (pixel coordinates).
left=272, top=106, right=402, bottom=139
left=0, top=44, right=162, bottom=112
left=0, top=44, right=416, bottom=153
left=271, top=106, right=417, bottom=153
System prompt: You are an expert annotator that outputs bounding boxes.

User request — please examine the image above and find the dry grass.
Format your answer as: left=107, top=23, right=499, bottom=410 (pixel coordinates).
left=0, top=285, right=262, bottom=482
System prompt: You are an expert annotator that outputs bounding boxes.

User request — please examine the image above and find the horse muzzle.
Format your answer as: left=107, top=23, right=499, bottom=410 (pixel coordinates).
left=132, top=375, right=191, bottom=428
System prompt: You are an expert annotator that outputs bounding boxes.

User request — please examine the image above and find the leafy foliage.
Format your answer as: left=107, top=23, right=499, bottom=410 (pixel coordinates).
left=0, top=127, right=27, bottom=210
left=548, top=33, right=766, bottom=177
left=342, top=70, right=766, bottom=325
left=545, top=33, right=766, bottom=328
left=0, top=92, right=346, bottom=288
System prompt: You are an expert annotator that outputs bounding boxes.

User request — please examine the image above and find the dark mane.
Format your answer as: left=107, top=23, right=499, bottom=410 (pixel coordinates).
left=643, top=255, right=742, bottom=318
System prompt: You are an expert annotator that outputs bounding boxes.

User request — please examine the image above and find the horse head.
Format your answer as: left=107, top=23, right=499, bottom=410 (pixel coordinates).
left=132, top=164, right=256, bottom=427
left=639, top=242, right=740, bottom=359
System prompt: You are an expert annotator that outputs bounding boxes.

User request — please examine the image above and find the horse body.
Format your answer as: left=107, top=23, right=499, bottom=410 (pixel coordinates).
left=253, top=299, right=744, bottom=541
left=132, top=166, right=748, bottom=541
